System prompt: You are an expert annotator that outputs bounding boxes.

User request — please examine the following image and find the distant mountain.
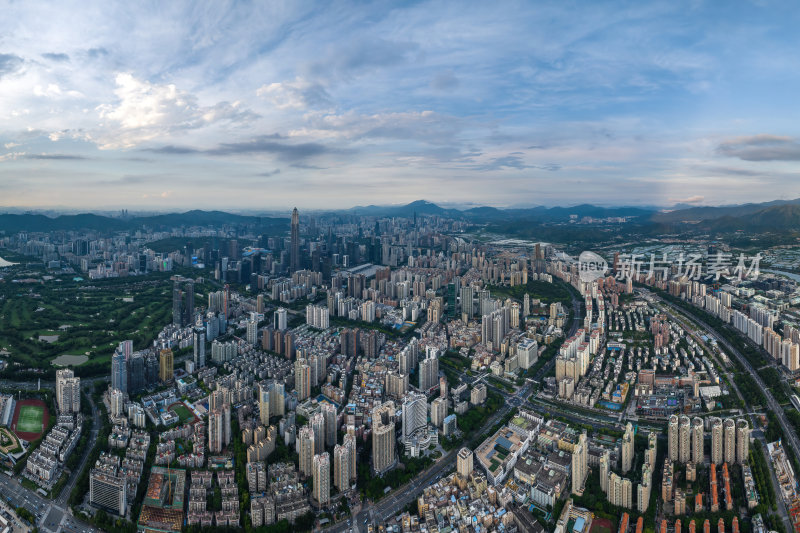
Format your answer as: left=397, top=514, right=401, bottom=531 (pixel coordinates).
left=0, top=210, right=288, bottom=234
left=650, top=198, right=800, bottom=223
left=700, top=204, right=800, bottom=232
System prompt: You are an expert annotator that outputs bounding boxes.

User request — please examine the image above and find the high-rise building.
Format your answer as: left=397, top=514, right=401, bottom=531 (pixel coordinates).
left=299, top=426, right=315, bottom=477
left=274, top=308, right=288, bottom=331
left=723, top=418, right=736, bottom=464
left=622, top=423, right=634, bottom=474
left=736, top=420, right=750, bottom=465
left=111, top=348, right=127, bottom=395
left=290, top=208, right=300, bottom=272
left=457, top=447, right=473, bottom=479
left=183, top=280, right=194, bottom=326
left=667, top=415, right=679, bottom=462
left=401, top=392, right=427, bottom=443
left=679, top=415, right=691, bottom=464
left=343, top=433, right=357, bottom=482
left=333, top=444, right=351, bottom=492
left=691, top=417, right=704, bottom=464
left=419, top=347, right=439, bottom=391
left=109, top=388, right=125, bottom=417
left=247, top=318, right=259, bottom=345
left=311, top=413, right=325, bottom=455
left=173, top=282, right=184, bottom=327
left=322, top=403, right=337, bottom=448
left=372, top=401, right=396, bottom=474
left=600, top=450, right=610, bottom=493
left=312, top=452, right=330, bottom=506
left=710, top=417, right=724, bottom=465
left=56, top=369, right=80, bottom=414
left=295, top=359, right=311, bottom=401
left=572, top=432, right=587, bottom=494
left=431, top=397, right=447, bottom=428
left=159, top=348, right=173, bottom=382
left=89, top=467, right=127, bottom=516
left=258, top=383, right=270, bottom=426
left=208, top=404, right=231, bottom=453
left=193, top=327, right=206, bottom=369
left=269, top=381, right=285, bottom=418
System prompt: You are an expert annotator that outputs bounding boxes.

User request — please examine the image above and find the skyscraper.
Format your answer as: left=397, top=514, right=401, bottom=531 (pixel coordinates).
left=208, top=404, right=231, bottom=453
left=159, top=348, right=173, bottom=382
left=419, top=347, right=439, bottom=391
left=183, top=280, right=194, bottom=326
left=299, top=426, right=315, bottom=477
left=621, top=423, right=634, bottom=474
left=431, top=397, right=447, bottom=428
left=343, top=433, right=357, bottom=482
left=571, top=432, right=587, bottom=494
left=736, top=419, right=749, bottom=464
left=258, top=383, right=270, bottom=426
left=193, top=327, right=206, bottom=368
left=312, top=452, right=330, bottom=506
left=711, top=417, right=723, bottom=465
left=691, top=417, right=704, bottom=464
left=679, top=415, right=691, bottom=464
left=111, top=348, right=127, bottom=395
left=56, top=369, right=80, bottom=414
left=372, top=401, right=396, bottom=474
left=333, top=444, right=351, bottom=492
left=290, top=207, right=300, bottom=272
left=172, top=282, right=183, bottom=326
left=723, top=418, right=736, bottom=464
left=667, top=415, right=679, bottom=462
left=401, top=392, right=427, bottom=443
left=311, top=412, right=325, bottom=455
left=295, top=358, right=311, bottom=401
left=322, top=402, right=337, bottom=448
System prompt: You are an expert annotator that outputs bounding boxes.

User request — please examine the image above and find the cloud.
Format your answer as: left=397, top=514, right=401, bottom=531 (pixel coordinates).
left=431, top=71, right=459, bottom=91
left=0, top=152, right=26, bottom=162
left=4, top=143, right=20, bottom=149
left=24, top=154, right=88, bottom=160
left=0, top=54, right=23, bottom=78
left=257, top=77, right=331, bottom=110
left=87, top=47, right=109, bottom=59
left=41, top=52, right=69, bottom=62
left=256, top=169, right=281, bottom=177
left=306, top=38, right=419, bottom=81
left=669, top=195, right=705, bottom=204
left=716, top=135, right=800, bottom=161
left=95, top=73, right=259, bottom=149
left=145, top=135, right=337, bottom=163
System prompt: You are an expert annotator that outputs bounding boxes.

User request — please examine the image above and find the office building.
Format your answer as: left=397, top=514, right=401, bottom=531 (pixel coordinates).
left=290, top=208, right=300, bottom=272
left=89, top=467, right=127, bottom=516
left=372, top=401, right=396, bottom=474
left=159, top=348, right=173, bottom=382
left=193, top=327, right=206, bottom=369
left=111, top=347, right=128, bottom=394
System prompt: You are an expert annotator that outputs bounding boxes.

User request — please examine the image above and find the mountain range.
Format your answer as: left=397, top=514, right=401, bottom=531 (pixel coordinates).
left=2, top=198, right=800, bottom=234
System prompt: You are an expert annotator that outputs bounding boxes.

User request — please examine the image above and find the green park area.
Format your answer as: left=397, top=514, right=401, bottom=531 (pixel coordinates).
left=0, top=428, right=22, bottom=454
left=17, top=405, right=44, bottom=433
left=485, top=279, right=572, bottom=305
left=0, top=264, right=188, bottom=376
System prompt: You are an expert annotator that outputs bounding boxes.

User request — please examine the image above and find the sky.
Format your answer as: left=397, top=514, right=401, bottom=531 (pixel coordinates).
left=2, top=0, right=800, bottom=211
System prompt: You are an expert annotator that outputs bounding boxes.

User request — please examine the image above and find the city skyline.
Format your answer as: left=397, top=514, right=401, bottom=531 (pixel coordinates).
left=2, top=1, right=800, bottom=209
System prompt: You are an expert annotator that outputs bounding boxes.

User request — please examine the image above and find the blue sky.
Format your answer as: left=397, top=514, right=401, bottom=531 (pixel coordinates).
left=1, top=0, right=800, bottom=210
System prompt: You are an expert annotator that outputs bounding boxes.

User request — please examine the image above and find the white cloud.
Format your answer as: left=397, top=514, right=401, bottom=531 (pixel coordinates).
left=257, top=77, right=331, bottom=110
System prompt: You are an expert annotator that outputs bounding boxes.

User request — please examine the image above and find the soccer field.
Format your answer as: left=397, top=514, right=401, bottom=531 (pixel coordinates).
left=170, top=404, right=195, bottom=423
left=17, top=405, right=44, bottom=434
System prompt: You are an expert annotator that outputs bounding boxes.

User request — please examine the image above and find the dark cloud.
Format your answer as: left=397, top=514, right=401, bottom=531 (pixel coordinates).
left=307, top=38, right=419, bottom=80
left=0, top=54, right=23, bottom=78
left=145, top=135, right=339, bottom=163
left=431, top=70, right=459, bottom=91
left=290, top=163, right=326, bottom=170
left=41, top=52, right=69, bottom=62
left=87, top=47, right=108, bottom=58
left=24, top=154, right=88, bottom=160
left=207, top=136, right=330, bottom=161
left=256, top=169, right=281, bottom=177
left=716, top=135, right=800, bottom=161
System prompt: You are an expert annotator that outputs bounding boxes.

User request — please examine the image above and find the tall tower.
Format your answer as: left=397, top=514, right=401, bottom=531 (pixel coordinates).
left=372, top=401, right=396, bottom=475
left=322, top=402, right=337, bottom=448
left=710, top=417, right=723, bottom=465
left=333, top=444, right=351, bottom=492
left=691, top=417, right=704, bottom=464
left=667, top=415, right=679, bottom=462
left=290, top=207, right=300, bottom=272
left=621, top=423, right=634, bottom=474
left=258, top=383, right=270, bottom=426
left=299, top=426, right=315, bottom=477
left=457, top=448, right=473, bottom=480
left=723, top=418, right=736, bottom=464
left=311, top=413, right=325, bottom=455
left=571, top=432, right=588, bottom=494
left=736, top=420, right=750, bottom=464
left=679, top=415, right=691, bottom=464
left=312, top=452, right=330, bottom=506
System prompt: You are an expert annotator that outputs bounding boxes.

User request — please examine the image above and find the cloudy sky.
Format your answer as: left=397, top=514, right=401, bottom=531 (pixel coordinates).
left=1, top=0, right=800, bottom=211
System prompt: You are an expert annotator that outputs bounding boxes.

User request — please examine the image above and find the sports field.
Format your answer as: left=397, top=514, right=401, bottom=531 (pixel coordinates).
left=17, top=405, right=44, bottom=434
left=170, top=403, right=195, bottom=423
